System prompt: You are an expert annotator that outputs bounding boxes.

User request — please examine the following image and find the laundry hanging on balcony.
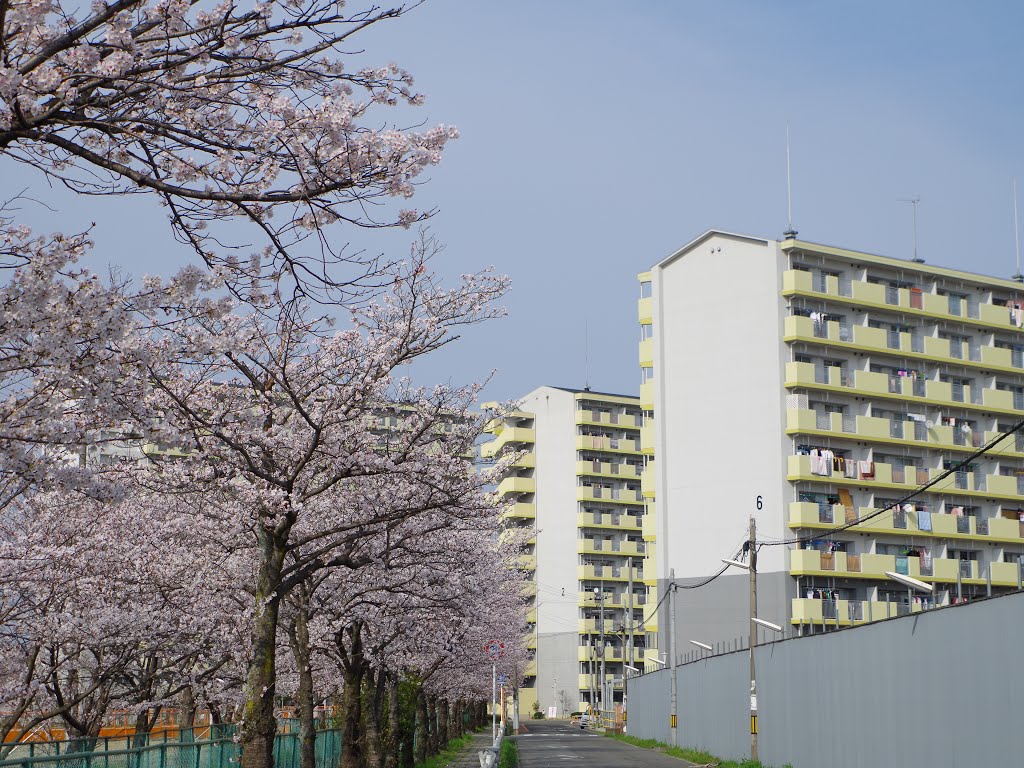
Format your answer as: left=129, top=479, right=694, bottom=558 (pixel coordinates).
left=809, top=448, right=835, bottom=476
left=1010, top=301, right=1024, bottom=327
left=917, top=509, right=933, bottom=531
left=857, top=460, right=875, bottom=478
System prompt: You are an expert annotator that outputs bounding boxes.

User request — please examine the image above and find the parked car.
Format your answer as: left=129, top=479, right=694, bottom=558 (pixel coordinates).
left=578, top=713, right=591, bottom=729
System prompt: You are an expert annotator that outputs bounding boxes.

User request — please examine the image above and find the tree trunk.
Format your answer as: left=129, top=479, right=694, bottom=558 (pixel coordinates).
left=340, top=665, right=363, bottom=768
left=383, top=675, right=400, bottom=768
left=286, top=603, right=316, bottom=768
left=361, top=669, right=386, bottom=768
left=425, top=696, right=438, bottom=757
left=436, top=700, right=447, bottom=751
left=413, top=691, right=427, bottom=765
left=177, top=687, right=196, bottom=732
left=240, top=530, right=287, bottom=768
left=131, top=706, right=161, bottom=749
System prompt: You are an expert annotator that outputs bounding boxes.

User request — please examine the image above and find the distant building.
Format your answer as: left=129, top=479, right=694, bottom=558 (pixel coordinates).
left=482, top=386, right=657, bottom=715
left=640, top=230, right=1024, bottom=650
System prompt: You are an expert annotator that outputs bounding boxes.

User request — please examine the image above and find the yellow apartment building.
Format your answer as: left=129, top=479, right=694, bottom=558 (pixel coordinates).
left=482, top=386, right=658, bottom=716
left=640, top=230, right=1024, bottom=649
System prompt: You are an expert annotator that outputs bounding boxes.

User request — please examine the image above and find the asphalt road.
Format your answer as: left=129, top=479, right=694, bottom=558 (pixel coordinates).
left=514, top=721, right=700, bottom=768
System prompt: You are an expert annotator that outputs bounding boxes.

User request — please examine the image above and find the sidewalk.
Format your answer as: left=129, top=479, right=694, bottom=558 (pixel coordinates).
left=445, top=730, right=498, bottom=768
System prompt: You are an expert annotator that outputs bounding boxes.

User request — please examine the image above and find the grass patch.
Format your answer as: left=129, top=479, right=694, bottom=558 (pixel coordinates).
left=413, top=732, right=475, bottom=768
left=603, top=732, right=789, bottom=768
left=497, top=737, right=518, bottom=768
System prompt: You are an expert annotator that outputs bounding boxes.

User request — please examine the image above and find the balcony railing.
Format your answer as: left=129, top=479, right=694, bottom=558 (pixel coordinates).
left=819, top=599, right=837, bottom=620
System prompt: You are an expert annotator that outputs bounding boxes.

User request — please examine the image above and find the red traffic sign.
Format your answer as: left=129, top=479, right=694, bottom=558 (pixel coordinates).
left=484, top=639, right=506, bottom=660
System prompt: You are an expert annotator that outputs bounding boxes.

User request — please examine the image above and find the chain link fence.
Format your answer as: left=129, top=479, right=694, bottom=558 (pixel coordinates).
left=0, top=727, right=341, bottom=768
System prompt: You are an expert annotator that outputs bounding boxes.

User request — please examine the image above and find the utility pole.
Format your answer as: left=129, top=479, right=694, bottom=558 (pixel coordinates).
left=669, top=568, right=678, bottom=747
left=626, top=565, right=633, bottom=726
left=748, top=516, right=759, bottom=762
left=591, top=588, right=598, bottom=716
left=598, top=585, right=606, bottom=723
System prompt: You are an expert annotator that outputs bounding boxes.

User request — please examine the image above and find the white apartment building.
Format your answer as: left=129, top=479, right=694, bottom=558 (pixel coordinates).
left=482, top=386, right=657, bottom=715
left=640, top=230, right=1024, bottom=651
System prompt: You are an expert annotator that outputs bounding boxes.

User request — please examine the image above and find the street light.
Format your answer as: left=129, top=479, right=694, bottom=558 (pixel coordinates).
left=721, top=558, right=750, bottom=570
left=648, top=655, right=667, bottom=666
left=751, top=618, right=783, bottom=633
left=689, top=640, right=713, bottom=652
left=886, top=571, right=933, bottom=616
left=884, top=571, right=933, bottom=593
left=624, top=664, right=641, bottom=673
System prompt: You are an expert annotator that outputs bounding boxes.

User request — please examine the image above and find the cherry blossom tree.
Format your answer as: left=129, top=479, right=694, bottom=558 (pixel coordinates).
left=99, top=232, right=509, bottom=768
left=0, top=0, right=457, bottom=300
left=0, top=485, right=248, bottom=754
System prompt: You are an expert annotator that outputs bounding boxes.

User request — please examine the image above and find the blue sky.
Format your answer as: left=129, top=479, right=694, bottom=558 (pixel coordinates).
left=4, top=1, right=1024, bottom=402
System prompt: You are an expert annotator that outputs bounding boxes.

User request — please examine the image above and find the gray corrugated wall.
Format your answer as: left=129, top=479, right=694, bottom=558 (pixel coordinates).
left=627, top=592, right=1024, bottom=768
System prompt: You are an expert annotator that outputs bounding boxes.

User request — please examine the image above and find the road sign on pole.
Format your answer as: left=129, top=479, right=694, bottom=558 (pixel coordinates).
left=484, top=639, right=506, bottom=738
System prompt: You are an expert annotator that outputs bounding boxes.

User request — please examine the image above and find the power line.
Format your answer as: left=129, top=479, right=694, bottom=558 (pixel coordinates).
left=619, top=538, right=749, bottom=634
left=762, top=416, right=1024, bottom=548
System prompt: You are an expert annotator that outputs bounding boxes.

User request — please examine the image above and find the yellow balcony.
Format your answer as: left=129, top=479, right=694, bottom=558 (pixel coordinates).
left=574, top=410, right=639, bottom=428
left=791, top=597, right=926, bottom=626
left=523, top=659, right=538, bottom=677
left=640, top=420, right=654, bottom=455
left=782, top=268, right=812, bottom=293
left=576, top=511, right=642, bottom=530
left=578, top=539, right=646, bottom=557
left=982, top=346, right=1013, bottom=368
left=576, top=564, right=644, bottom=582
left=505, top=452, right=534, bottom=470
left=576, top=435, right=641, bottom=454
left=990, top=560, right=1023, bottom=586
left=639, top=380, right=654, bottom=409
left=577, top=486, right=643, bottom=504
left=850, top=279, right=887, bottom=304
left=787, top=456, right=1020, bottom=507
left=514, top=553, right=537, bottom=571
left=638, top=338, right=654, bottom=367
left=642, top=503, right=657, bottom=540
left=984, top=389, right=1015, bottom=410
left=790, top=598, right=875, bottom=626
left=480, top=427, right=536, bottom=458
left=576, top=460, right=640, bottom=479
left=496, top=476, right=535, bottom=496
left=504, top=502, right=536, bottom=520
left=988, top=517, right=1022, bottom=539
left=640, top=463, right=655, bottom=498
left=638, top=297, right=653, bottom=324
left=782, top=269, right=1024, bottom=331
left=788, top=501, right=847, bottom=527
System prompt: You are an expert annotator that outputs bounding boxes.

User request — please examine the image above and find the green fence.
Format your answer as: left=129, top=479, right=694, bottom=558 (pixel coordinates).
left=0, top=728, right=341, bottom=768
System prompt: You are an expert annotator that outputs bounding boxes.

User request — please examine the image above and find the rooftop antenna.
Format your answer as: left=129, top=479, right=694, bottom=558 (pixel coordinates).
left=1013, top=178, right=1023, bottom=282
left=782, top=123, right=798, bottom=239
left=898, top=196, right=924, bottom=263
left=583, top=317, right=591, bottom=391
